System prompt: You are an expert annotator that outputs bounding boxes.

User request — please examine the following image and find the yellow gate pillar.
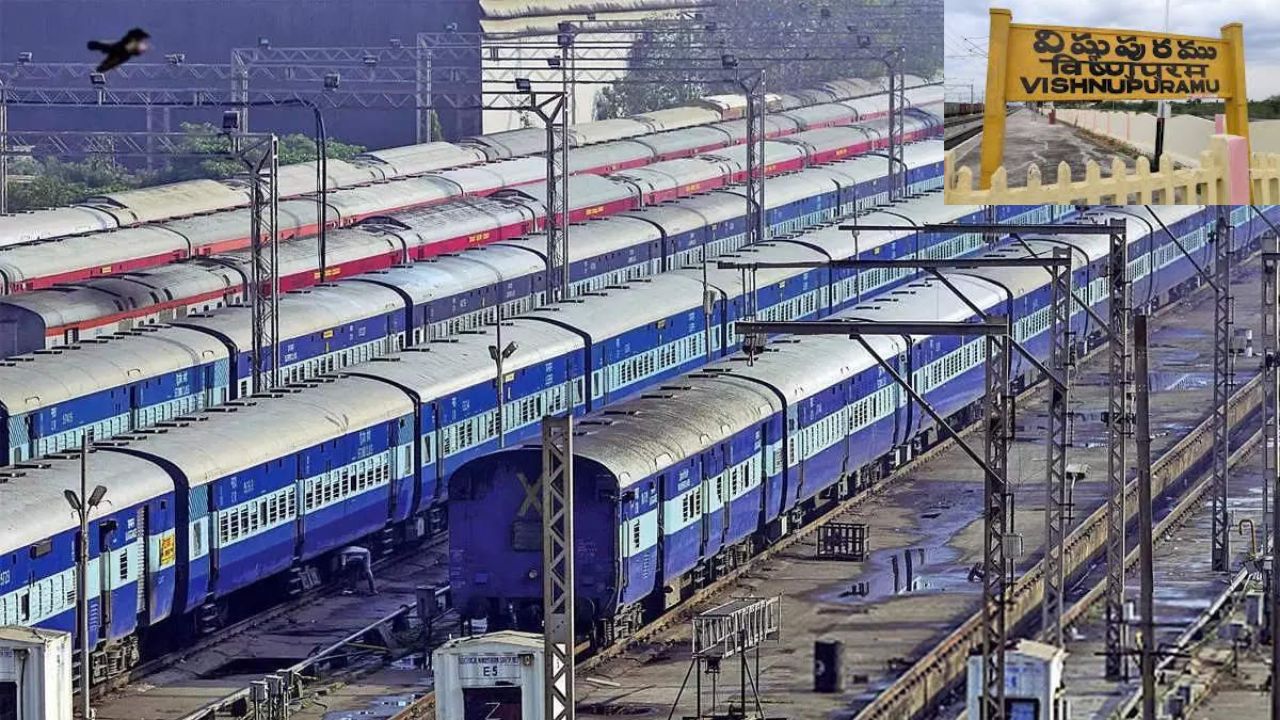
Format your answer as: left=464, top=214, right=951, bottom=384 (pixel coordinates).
left=1221, top=23, right=1250, bottom=167
left=980, top=9, right=1012, bottom=189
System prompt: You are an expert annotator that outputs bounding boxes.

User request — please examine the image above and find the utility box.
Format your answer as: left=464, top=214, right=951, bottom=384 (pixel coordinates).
left=0, top=627, right=73, bottom=720
left=966, top=639, right=1069, bottom=720
left=434, top=631, right=544, bottom=720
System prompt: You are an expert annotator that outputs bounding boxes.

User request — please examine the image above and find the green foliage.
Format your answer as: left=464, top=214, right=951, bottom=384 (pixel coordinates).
left=7, top=156, right=146, bottom=211
left=162, top=122, right=367, bottom=182
left=4, top=125, right=366, bottom=212
left=594, top=0, right=943, bottom=119
left=1070, top=96, right=1280, bottom=121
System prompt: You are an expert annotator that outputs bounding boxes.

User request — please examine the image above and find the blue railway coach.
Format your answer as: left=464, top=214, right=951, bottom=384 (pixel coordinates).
left=0, top=451, right=177, bottom=676
left=0, top=193, right=1072, bottom=674
left=0, top=142, right=946, bottom=468
left=446, top=203, right=1280, bottom=645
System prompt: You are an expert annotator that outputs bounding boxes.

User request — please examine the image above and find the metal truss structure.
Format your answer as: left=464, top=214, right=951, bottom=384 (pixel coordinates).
left=516, top=91, right=570, bottom=303
left=1266, top=240, right=1280, bottom=720
left=736, top=314, right=1011, bottom=719
left=0, top=130, right=280, bottom=392
left=728, top=231, right=1093, bottom=720
left=1254, top=205, right=1280, bottom=718
left=1212, top=210, right=1233, bottom=572
left=541, top=415, right=575, bottom=720
left=1134, top=312, right=1157, bottom=720
left=1105, top=224, right=1131, bottom=681
left=732, top=66, right=767, bottom=252
left=668, top=596, right=782, bottom=718
left=1042, top=247, right=1072, bottom=648
left=885, top=53, right=908, bottom=200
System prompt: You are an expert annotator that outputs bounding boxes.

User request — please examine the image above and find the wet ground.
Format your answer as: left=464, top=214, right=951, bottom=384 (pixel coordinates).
left=573, top=257, right=1264, bottom=719
left=1046, top=453, right=1263, bottom=719
left=94, top=544, right=448, bottom=720
left=952, top=108, right=1136, bottom=187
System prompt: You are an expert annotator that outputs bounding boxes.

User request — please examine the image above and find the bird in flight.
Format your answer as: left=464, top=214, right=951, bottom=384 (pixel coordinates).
left=87, top=28, right=151, bottom=73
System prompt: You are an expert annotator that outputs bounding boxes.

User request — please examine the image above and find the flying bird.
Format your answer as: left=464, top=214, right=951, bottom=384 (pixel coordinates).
left=87, top=28, right=151, bottom=73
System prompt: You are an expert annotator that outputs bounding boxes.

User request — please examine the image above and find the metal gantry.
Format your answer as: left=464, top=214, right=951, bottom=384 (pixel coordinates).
left=514, top=91, right=570, bottom=302
left=736, top=315, right=1012, bottom=720
left=541, top=415, right=576, bottom=720
left=1212, top=210, right=1234, bottom=572
left=1134, top=312, right=1157, bottom=720
left=739, top=67, right=767, bottom=250
left=1041, top=247, right=1072, bottom=648
left=1264, top=238, right=1280, bottom=720
left=823, top=222, right=1111, bottom=653
left=236, top=134, right=282, bottom=393
left=982, top=326, right=1011, bottom=720
left=884, top=51, right=907, bottom=200
left=0, top=82, right=6, bottom=214
left=729, top=230, right=1098, bottom=720
left=414, top=35, right=435, bottom=142
left=1105, top=223, right=1131, bottom=681
left=1135, top=206, right=1236, bottom=577
left=0, top=130, right=281, bottom=391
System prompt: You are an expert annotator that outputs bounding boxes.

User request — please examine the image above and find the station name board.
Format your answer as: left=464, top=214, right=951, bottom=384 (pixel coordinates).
left=971, top=9, right=1249, bottom=192
left=1005, top=24, right=1233, bottom=101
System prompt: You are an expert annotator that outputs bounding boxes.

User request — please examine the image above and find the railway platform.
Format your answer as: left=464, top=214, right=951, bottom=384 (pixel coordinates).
left=950, top=107, right=1136, bottom=186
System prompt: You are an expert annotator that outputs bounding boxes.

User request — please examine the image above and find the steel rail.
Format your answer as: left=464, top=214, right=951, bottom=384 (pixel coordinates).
left=855, top=373, right=1264, bottom=720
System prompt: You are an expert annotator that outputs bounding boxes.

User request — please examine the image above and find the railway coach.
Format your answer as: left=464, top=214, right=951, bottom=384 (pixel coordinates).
left=0, top=112, right=942, bottom=299
left=445, top=203, right=1280, bottom=644
left=0, top=197, right=1067, bottom=682
left=0, top=76, right=935, bottom=253
left=0, top=178, right=975, bottom=467
left=0, top=138, right=946, bottom=358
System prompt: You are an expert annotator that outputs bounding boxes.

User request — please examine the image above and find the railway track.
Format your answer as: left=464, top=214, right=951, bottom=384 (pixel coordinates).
left=383, top=267, right=1262, bottom=720
left=944, top=113, right=983, bottom=148
left=854, top=377, right=1264, bottom=720
left=943, top=107, right=1022, bottom=150
left=97, top=535, right=449, bottom=717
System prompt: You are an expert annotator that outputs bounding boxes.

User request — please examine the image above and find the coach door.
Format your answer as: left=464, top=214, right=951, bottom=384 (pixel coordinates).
left=654, top=473, right=667, bottom=588
left=786, top=406, right=805, bottom=511
left=96, top=522, right=115, bottom=638
left=136, top=506, right=149, bottom=620
left=699, top=447, right=725, bottom=559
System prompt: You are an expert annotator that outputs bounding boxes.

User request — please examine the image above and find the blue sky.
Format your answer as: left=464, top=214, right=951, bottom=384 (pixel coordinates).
left=945, top=0, right=1280, bottom=101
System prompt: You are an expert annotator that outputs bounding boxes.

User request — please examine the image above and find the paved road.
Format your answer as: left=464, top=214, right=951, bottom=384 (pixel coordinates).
left=953, top=108, right=1137, bottom=186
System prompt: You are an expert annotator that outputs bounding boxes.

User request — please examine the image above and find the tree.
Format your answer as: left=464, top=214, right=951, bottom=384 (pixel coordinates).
left=7, top=156, right=145, bottom=210
left=160, top=122, right=366, bottom=182
left=594, top=0, right=943, bottom=119
left=4, top=125, right=367, bottom=212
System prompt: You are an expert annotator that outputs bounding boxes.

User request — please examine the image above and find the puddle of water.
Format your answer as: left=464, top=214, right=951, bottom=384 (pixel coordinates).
left=201, top=657, right=303, bottom=679
left=390, top=655, right=424, bottom=670
left=813, top=507, right=975, bottom=605
left=1148, top=371, right=1212, bottom=391
left=322, top=694, right=420, bottom=720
